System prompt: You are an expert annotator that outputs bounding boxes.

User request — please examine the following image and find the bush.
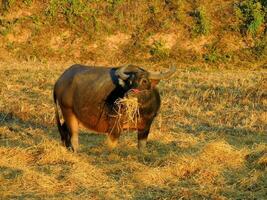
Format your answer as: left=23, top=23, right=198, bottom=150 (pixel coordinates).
left=23, top=0, right=32, bottom=6
left=203, top=41, right=232, bottom=63
left=46, top=0, right=93, bottom=22
left=252, top=37, right=267, bottom=58
left=1, top=0, right=16, bottom=12
left=191, top=7, right=211, bottom=36
left=235, top=0, right=266, bottom=35
left=149, top=40, right=170, bottom=60
left=45, top=0, right=100, bottom=35
left=164, top=0, right=185, bottom=22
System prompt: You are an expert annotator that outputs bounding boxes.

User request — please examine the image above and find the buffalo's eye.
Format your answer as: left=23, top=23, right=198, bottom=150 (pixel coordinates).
left=141, top=79, right=149, bottom=85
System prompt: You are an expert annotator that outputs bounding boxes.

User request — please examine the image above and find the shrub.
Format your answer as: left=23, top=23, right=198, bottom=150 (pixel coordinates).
left=46, top=0, right=93, bottom=22
left=191, top=7, right=211, bottom=36
left=107, top=0, right=124, bottom=12
left=203, top=41, right=232, bottom=63
left=235, top=0, right=265, bottom=35
left=149, top=40, right=170, bottom=60
left=23, top=0, right=32, bottom=6
left=164, top=0, right=185, bottom=22
left=1, top=0, right=16, bottom=12
left=45, top=0, right=100, bottom=35
left=251, top=37, right=267, bottom=58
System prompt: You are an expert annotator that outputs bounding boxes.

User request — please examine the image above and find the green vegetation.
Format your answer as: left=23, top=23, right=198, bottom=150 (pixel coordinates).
left=235, top=0, right=266, bottom=36
left=164, top=0, right=185, bottom=22
left=23, top=0, right=32, bottom=6
left=203, top=41, right=232, bottom=63
left=0, top=18, right=14, bottom=36
left=45, top=0, right=96, bottom=26
left=149, top=40, right=170, bottom=61
left=252, top=37, right=267, bottom=58
left=0, top=0, right=266, bottom=66
left=191, top=7, right=211, bottom=36
left=1, top=0, right=16, bottom=11
left=46, top=0, right=90, bottom=19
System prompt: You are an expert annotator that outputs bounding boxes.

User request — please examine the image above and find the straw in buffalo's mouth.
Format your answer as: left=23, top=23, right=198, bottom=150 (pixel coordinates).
left=113, top=95, right=140, bottom=131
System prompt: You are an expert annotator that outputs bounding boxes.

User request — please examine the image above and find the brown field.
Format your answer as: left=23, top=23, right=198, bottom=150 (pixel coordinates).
left=0, top=61, right=266, bottom=199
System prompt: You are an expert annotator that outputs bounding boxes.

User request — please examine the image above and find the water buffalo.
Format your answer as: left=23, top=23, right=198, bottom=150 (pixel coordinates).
left=53, top=64, right=175, bottom=152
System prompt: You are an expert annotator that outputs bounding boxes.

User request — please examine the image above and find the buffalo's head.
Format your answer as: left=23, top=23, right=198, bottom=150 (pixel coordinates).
left=115, top=64, right=176, bottom=93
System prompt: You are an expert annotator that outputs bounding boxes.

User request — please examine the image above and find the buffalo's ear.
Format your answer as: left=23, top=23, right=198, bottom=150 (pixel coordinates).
left=150, top=79, right=160, bottom=88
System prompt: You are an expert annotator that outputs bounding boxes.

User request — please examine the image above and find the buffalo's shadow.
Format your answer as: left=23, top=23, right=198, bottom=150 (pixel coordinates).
left=0, top=111, right=106, bottom=149
left=0, top=111, right=53, bottom=147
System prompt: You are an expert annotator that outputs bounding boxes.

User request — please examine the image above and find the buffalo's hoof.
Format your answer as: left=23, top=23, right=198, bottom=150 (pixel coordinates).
left=106, top=137, right=118, bottom=150
left=138, top=139, right=147, bottom=151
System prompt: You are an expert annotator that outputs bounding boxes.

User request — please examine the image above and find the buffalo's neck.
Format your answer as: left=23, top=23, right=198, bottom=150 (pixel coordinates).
left=138, top=89, right=161, bottom=117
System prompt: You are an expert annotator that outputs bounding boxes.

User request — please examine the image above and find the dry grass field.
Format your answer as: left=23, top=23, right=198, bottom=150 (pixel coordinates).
left=0, top=0, right=267, bottom=199
left=0, top=61, right=266, bottom=199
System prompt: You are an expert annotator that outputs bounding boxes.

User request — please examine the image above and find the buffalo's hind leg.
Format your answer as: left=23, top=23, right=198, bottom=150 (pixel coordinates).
left=61, top=122, right=72, bottom=149
left=107, top=130, right=120, bottom=150
left=61, top=107, right=79, bottom=152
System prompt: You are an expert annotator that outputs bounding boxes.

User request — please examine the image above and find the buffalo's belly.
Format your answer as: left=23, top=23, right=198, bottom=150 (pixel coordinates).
left=79, top=116, right=110, bottom=133
left=74, top=106, right=113, bottom=133
left=74, top=105, right=155, bottom=133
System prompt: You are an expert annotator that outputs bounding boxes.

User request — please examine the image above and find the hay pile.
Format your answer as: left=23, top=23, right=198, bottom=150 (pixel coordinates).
left=0, top=141, right=118, bottom=199
left=134, top=140, right=246, bottom=187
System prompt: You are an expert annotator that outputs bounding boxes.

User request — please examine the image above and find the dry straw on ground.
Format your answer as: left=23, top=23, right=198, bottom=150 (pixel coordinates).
left=0, top=62, right=266, bottom=199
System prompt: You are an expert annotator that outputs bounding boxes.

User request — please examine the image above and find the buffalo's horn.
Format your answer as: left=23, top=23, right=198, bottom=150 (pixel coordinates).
left=148, top=66, right=176, bottom=80
left=115, top=65, right=130, bottom=80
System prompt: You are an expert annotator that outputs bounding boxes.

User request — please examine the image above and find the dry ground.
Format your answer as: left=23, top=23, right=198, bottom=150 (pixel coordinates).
left=0, top=62, right=266, bottom=199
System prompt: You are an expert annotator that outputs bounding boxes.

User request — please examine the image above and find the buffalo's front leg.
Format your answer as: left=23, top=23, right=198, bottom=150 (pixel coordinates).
left=138, top=129, right=150, bottom=150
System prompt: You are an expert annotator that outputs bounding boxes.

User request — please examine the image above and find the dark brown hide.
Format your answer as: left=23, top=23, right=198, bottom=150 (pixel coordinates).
left=53, top=64, right=175, bottom=152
